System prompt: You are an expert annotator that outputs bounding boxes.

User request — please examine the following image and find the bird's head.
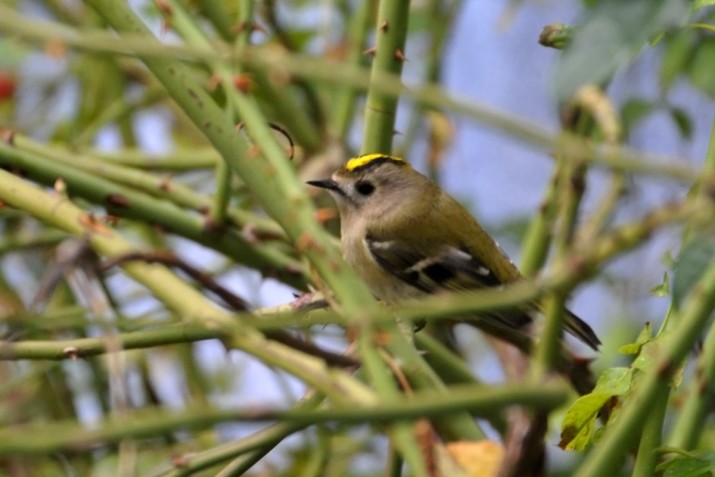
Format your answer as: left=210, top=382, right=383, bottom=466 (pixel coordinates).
left=308, top=154, right=430, bottom=221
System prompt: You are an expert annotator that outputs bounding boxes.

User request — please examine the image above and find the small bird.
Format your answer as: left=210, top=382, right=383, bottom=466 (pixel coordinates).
left=308, top=153, right=600, bottom=353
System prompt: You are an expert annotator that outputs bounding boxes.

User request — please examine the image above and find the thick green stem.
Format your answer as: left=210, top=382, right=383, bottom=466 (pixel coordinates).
left=83, top=0, right=378, bottom=315
left=332, top=0, right=377, bottom=140
left=360, top=1, right=411, bottom=154
left=632, top=390, right=668, bottom=477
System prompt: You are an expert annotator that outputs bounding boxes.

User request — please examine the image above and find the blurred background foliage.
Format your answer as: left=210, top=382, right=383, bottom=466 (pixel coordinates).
left=0, top=0, right=715, bottom=476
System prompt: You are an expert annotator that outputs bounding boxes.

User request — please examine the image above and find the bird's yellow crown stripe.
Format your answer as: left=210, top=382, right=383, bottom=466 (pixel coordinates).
left=345, top=154, right=404, bottom=172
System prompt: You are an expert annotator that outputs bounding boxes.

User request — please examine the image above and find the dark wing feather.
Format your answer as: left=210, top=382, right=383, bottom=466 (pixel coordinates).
left=366, top=234, right=601, bottom=351
left=366, top=235, right=533, bottom=332
left=366, top=236, right=500, bottom=291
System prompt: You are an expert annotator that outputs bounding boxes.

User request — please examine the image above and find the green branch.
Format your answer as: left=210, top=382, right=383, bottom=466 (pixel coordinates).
left=0, top=323, right=220, bottom=360
left=0, top=382, right=568, bottom=455
left=576, top=241, right=715, bottom=477
left=0, top=168, right=375, bottom=406
left=0, top=139, right=305, bottom=287
left=0, top=5, right=702, bottom=183
left=360, top=1, right=410, bottom=153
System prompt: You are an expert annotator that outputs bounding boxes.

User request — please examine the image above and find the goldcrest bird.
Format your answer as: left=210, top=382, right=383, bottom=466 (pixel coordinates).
left=308, top=153, right=600, bottom=353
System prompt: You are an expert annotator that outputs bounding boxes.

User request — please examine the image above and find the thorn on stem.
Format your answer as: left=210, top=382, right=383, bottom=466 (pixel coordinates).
left=158, top=176, right=173, bottom=192
left=296, top=232, right=316, bottom=252
left=44, top=39, right=66, bottom=59
left=155, top=0, right=172, bottom=15
left=53, top=178, right=67, bottom=196
left=105, top=193, right=130, bottom=209
left=63, top=346, right=80, bottom=360
left=203, top=216, right=223, bottom=233
left=232, top=21, right=266, bottom=35
left=78, top=213, right=112, bottom=236
left=171, top=454, right=190, bottom=469
left=1, top=127, right=15, bottom=146
left=315, top=208, right=337, bottom=224
left=207, top=75, right=221, bottom=92
left=233, top=74, right=253, bottom=93
left=241, top=223, right=259, bottom=244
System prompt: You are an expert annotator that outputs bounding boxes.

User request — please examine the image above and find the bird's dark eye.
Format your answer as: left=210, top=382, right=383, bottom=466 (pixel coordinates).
left=355, top=181, right=375, bottom=196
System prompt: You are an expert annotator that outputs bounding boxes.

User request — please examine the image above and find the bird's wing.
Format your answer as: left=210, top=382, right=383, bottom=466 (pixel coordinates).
left=365, top=234, right=534, bottom=333
left=365, top=235, right=502, bottom=293
left=365, top=234, right=601, bottom=352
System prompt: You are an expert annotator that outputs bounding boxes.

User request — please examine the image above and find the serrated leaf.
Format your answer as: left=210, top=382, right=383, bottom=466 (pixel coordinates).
left=560, top=392, right=612, bottom=451
left=672, top=237, right=715, bottom=309
left=560, top=367, right=633, bottom=451
left=619, top=323, right=653, bottom=355
left=651, top=271, right=670, bottom=297
left=593, top=367, right=634, bottom=395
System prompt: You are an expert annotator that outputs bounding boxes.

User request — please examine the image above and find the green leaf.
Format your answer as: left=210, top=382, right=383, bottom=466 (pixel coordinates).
left=651, top=271, right=670, bottom=297
left=672, top=237, right=715, bottom=309
left=621, top=98, right=656, bottom=137
left=619, top=322, right=653, bottom=355
left=686, top=38, right=715, bottom=99
left=559, top=367, right=633, bottom=451
left=661, top=455, right=713, bottom=477
left=555, top=0, right=690, bottom=101
left=559, top=392, right=613, bottom=451
left=661, top=29, right=696, bottom=90
left=669, top=106, right=694, bottom=139
left=593, top=366, right=634, bottom=395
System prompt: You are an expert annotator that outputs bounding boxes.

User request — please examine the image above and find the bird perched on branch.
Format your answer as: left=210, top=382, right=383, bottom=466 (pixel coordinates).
left=308, top=154, right=599, bottom=387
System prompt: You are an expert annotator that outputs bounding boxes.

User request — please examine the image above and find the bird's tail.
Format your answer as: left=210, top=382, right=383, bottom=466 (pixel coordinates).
left=564, top=310, right=601, bottom=351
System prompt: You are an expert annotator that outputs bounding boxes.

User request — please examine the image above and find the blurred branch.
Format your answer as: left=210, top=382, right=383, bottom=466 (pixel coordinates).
left=0, top=137, right=306, bottom=288
left=0, top=320, right=357, bottom=368
left=0, top=382, right=568, bottom=455
left=90, top=147, right=219, bottom=170
left=16, top=135, right=286, bottom=240
left=83, top=0, right=380, bottom=319
left=0, top=5, right=703, bottom=182
left=0, top=168, right=375, bottom=405
left=159, top=393, right=323, bottom=476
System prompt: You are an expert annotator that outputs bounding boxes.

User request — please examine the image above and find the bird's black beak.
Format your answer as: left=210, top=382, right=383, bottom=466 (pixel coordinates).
left=307, top=179, right=343, bottom=195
